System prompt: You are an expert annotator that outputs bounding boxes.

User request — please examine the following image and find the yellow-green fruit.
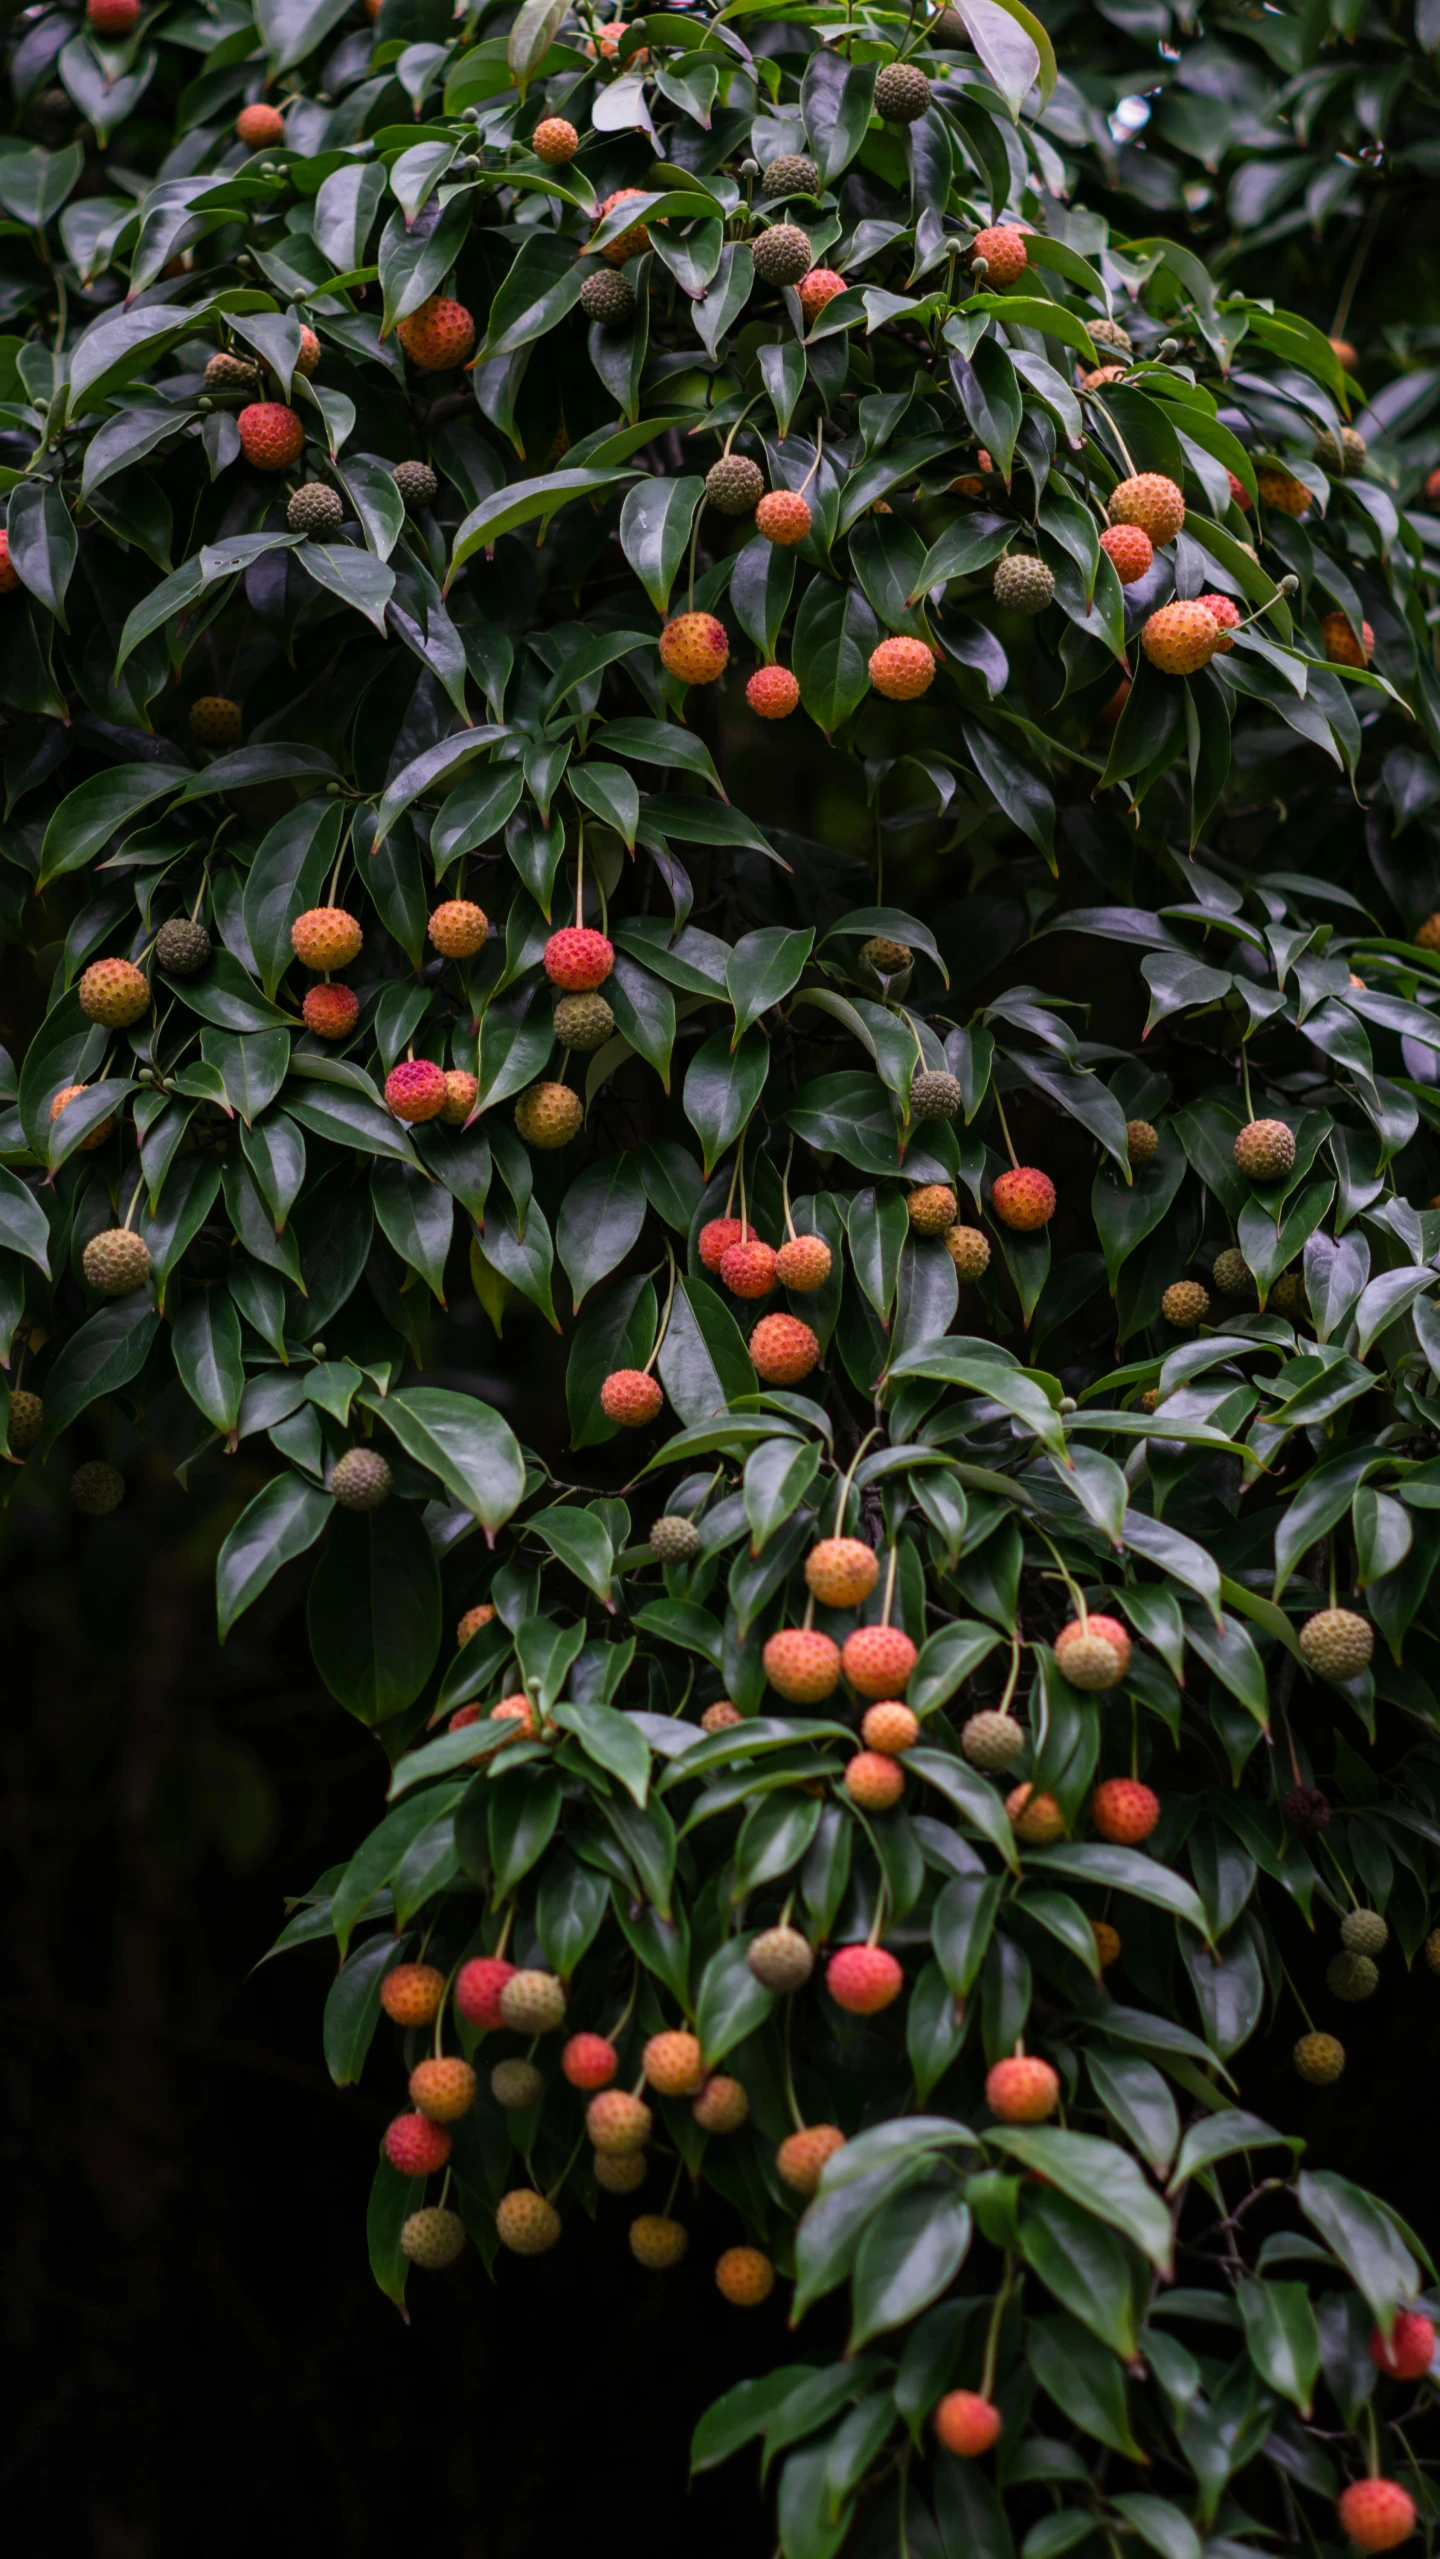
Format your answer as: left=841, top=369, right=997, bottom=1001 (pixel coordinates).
left=401, top=2207, right=466, bottom=2269
left=330, top=1447, right=391, bottom=1510
left=961, top=1709, right=1025, bottom=1769
left=629, top=2213, right=688, bottom=2269
left=859, top=935, right=912, bottom=974
left=593, top=2149, right=647, bottom=2193
left=495, top=2190, right=561, bottom=2254
left=1089, top=315, right=1133, bottom=356
left=1126, top=1119, right=1159, bottom=1165
left=1426, top=1929, right=1440, bottom=1975
left=946, top=1225, right=990, bottom=1281
left=6, top=1388, right=43, bottom=1453
left=1211, top=1248, right=1254, bottom=1300
left=1271, top=1271, right=1306, bottom=1318
left=1325, top=1951, right=1379, bottom=2002
left=1233, top=1117, right=1296, bottom=1181
left=1162, top=1280, right=1209, bottom=1328
left=1299, top=1607, right=1373, bottom=1682
left=515, top=1082, right=584, bottom=1148
left=71, top=1460, right=124, bottom=1514
left=491, top=2059, right=544, bottom=2109
left=552, top=992, right=615, bottom=1052
left=1293, top=2031, right=1345, bottom=2084
left=1341, top=1909, right=1388, bottom=1957
left=82, top=1230, right=152, bottom=1297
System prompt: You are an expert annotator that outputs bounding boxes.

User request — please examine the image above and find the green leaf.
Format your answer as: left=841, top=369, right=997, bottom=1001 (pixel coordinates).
left=216, top=1472, right=333, bottom=1641
left=695, top=1935, right=775, bottom=2068
left=1297, top=2170, right=1418, bottom=2330
left=172, top=1289, right=244, bottom=1433
left=619, top=474, right=705, bottom=616
left=850, top=2185, right=972, bottom=2348
left=552, top=1698, right=650, bottom=1805
left=683, top=1027, right=770, bottom=1176
left=1237, top=2277, right=1320, bottom=2415
left=0, top=1165, right=51, bottom=1274
left=527, top=1504, right=615, bottom=1607
left=792, top=580, right=879, bottom=737
left=1020, top=2186, right=1140, bottom=2358
left=40, top=1299, right=158, bottom=1451
left=556, top=1154, right=647, bottom=1307
left=307, top=1501, right=442, bottom=1724
left=365, top=1386, right=526, bottom=1530
left=1026, top=2312, right=1146, bottom=2458
left=986, top=2127, right=1174, bottom=2273
left=39, top=763, right=185, bottom=889
left=726, top=927, right=813, bottom=1043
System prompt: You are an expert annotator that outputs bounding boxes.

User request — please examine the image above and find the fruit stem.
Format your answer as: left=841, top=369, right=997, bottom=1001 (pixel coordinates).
left=574, top=820, right=585, bottom=928
left=606, top=1962, right=640, bottom=2044
left=719, top=393, right=762, bottom=459
left=991, top=1086, right=1020, bottom=1170
left=545, top=2131, right=587, bottom=2207
left=325, top=815, right=349, bottom=908
left=1239, top=1043, right=1255, bottom=1122
left=1084, top=393, right=1138, bottom=480
left=643, top=1241, right=678, bottom=1378
left=439, top=2166, right=453, bottom=2209
left=1365, top=2401, right=1381, bottom=2479
left=663, top=2156, right=684, bottom=2216
left=1130, top=1696, right=1139, bottom=1784
left=686, top=501, right=705, bottom=613
left=737, top=1137, right=748, bottom=1240
left=998, top=1629, right=1023, bottom=1717
left=1318, top=1833, right=1360, bottom=1909
left=1329, top=1540, right=1338, bottom=1612
left=781, top=1136, right=797, bottom=1240
left=978, top=2257, right=1015, bottom=2400
left=880, top=1540, right=899, bottom=1628
left=1036, top=1529, right=1086, bottom=1621
left=780, top=1995, right=805, bottom=2133
left=832, top=1422, right=880, bottom=1537
left=798, top=416, right=824, bottom=498
left=1277, top=1952, right=1316, bottom=2036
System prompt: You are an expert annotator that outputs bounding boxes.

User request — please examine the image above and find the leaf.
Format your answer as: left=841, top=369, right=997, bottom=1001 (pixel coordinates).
left=364, top=1386, right=525, bottom=1530
left=1237, top=2278, right=1320, bottom=2415
left=216, top=1472, right=333, bottom=1640
left=172, top=1290, right=243, bottom=1434
left=40, top=1300, right=158, bottom=1450
left=683, top=1027, right=770, bottom=1176
left=1026, top=2313, right=1146, bottom=2459
left=449, top=469, right=640, bottom=581
left=7, top=477, right=76, bottom=627
left=528, top=1504, right=615, bottom=1607
left=556, top=1155, right=647, bottom=1307
left=792, top=580, right=879, bottom=737
left=1021, top=1843, right=1211, bottom=1938
left=619, top=474, right=705, bottom=616
left=307, top=1502, right=442, bottom=1725
left=850, top=2186, right=972, bottom=2348
left=986, top=2127, right=1173, bottom=2272
left=727, top=928, right=813, bottom=1043
left=553, top=1698, right=650, bottom=1805
left=0, top=1165, right=51, bottom=1274
left=657, top=1278, right=757, bottom=1425
left=695, top=1936, right=775, bottom=2068
left=39, top=763, right=185, bottom=890
left=1020, top=2187, right=1139, bottom=2358
left=1297, top=2170, right=1418, bottom=2330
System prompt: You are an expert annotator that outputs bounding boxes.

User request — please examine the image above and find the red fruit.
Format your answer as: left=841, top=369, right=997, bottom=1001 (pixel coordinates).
left=749, top=1312, right=820, bottom=1383
left=1372, top=2314, right=1436, bottom=2381
left=601, top=1368, right=664, bottom=1426
left=562, top=2033, right=618, bottom=2090
left=1143, top=600, right=1221, bottom=675
left=383, top=2111, right=452, bottom=2176
left=720, top=1238, right=778, bottom=1299
left=699, top=1216, right=753, bottom=1269
left=236, top=103, right=285, bottom=147
left=659, top=611, right=729, bottom=684
left=408, top=2056, right=477, bottom=2122
left=594, top=187, right=651, bottom=264
left=746, top=665, right=801, bottom=718
left=456, top=1603, right=496, bottom=1645
left=88, top=0, right=140, bottom=30
left=238, top=401, right=304, bottom=471
left=776, top=2125, right=845, bottom=2193
left=827, top=1944, right=904, bottom=2015
left=776, top=1233, right=831, bottom=1289
left=1108, top=472, right=1185, bottom=545
left=490, top=1694, right=537, bottom=1740
left=969, top=224, right=1028, bottom=285
left=291, top=905, right=362, bottom=969
left=845, top=1750, right=904, bottom=1810
left=441, top=1069, right=478, bottom=1126
left=701, top=1700, right=742, bottom=1732
left=804, top=1537, right=878, bottom=1608
left=936, top=2391, right=1002, bottom=2457
left=294, top=326, right=321, bottom=378
left=455, top=1955, right=516, bottom=2031
left=396, top=295, right=476, bottom=371
left=992, top=1167, right=1055, bottom=1230
left=1322, top=610, right=1375, bottom=668
left=842, top=1625, right=918, bottom=1699
left=449, top=1703, right=482, bottom=1731
left=1226, top=467, right=1252, bottom=512
left=1092, top=1777, right=1160, bottom=1843
left=1099, top=523, right=1153, bottom=585
left=869, top=636, right=936, bottom=701
left=385, top=1058, right=448, bottom=1123
left=1338, top=2483, right=1416, bottom=2552
left=763, top=1628, right=842, bottom=1703
left=302, top=983, right=358, bottom=1039
left=1196, top=593, right=1242, bottom=652
left=797, top=267, right=846, bottom=318
left=533, top=117, right=579, bottom=164
left=755, top=489, right=812, bottom=546
left=380, top=1962, right=445, bottom=2026
left=544, top=925, right=614, bottom=990
left=0, top=531, right=17, bottom=594
left=986, top=2054, right=1060, bottom=2122
left=429, top=899, right=489, bottom=959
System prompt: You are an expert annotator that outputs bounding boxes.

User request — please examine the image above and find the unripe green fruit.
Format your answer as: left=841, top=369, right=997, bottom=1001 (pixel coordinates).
left=6, top=1388, right=42, bottom=1454
left=1326, top=1951, right=1379, bottom=2002
left=875, top=61, right=932, bottom=121
left=705, top=454, right=765, bottom=515
left=154, top=917, right=212, bottom=974
left=71, top=1460, right=124, bottom=1514
left=82, top=1229, right=152, bottom=1297
left=962, top=1709, right=1026, bottom=1769
left=752, top=223, right=813, bottom=287
left=1271, top=1270, right=1307, bottom=1318
left=1341, top=1908, right=1388, bottom=1956
left=1294, top=2031, right=1345, bottom=2084
left=330, top=1447, right=392, bottom=1509
left=392, top=459, right=438, bottom=511
left=1211, top=1247, right=1254, bottom=1300
left=651, top=1513, right=702, bottom=1561
left=491, top=2058, right=544, bottom=2109
left=1299, top=1607, right=1373, bottom=1682
left=992, top=553, right=1055, bottom=614
left=580, top=268, right=635, bottom=324
left=909, top=1069, right=962, bottom=1121
left=552, top=992, right=615, bottom=1051
left=746, top=1924, right=815, bottom=1992
left=286, top=481, right=344, bottom=537
left=1089, top=315, right=1134, bottom=356
left=859, top=935, right=913, bottom=974
left=761, top=152, right=820, bottom=199
left=1162, top=1280, right=1210, bottom=1328
left=401, top=2206, right=466, bottom=2268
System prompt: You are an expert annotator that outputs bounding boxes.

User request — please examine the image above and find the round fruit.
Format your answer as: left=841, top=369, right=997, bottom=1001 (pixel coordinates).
left=292, top=906, right=362, bottom=970
left=553, top=991, right=615, bottom=1049
left=1299, top=1607, right=1373, bottom=1681
left=1100, top=523, right=1154, bottom=585
left=706, top=455, right=765, bottom=517
left=1196, top=593, right=1241, bottom=651
left=600, top=1368, right=663, bottom=1426
left=380, top=1962, right=444, bottom=2026
left=1284, top=1784, right=1332, bottom=1837
left=515, top=1082, right=584, bottom=1148
left=1142, top=600, right=1221, bottom=674
left=845, top=1750, right=905, bottom=1810
left=1211, top=1247, right=1254, bottom=1299
left=1082, top=367, right=1127, bottom=393
left=429, top=899, right=488, bottom=959
left=746, top=664, right=801, bottom=718
left=1055, top=1613, right=1132, bottom=1690
left=798, top=268, right=846, bottom=319
left=455, top=1955, right=516, bottom=2031
left=659, top=611, right=729, bottom=684
left=776, top=1233, right=832, bottom=1289
left=1423, top=1929, right=1440, bottom=1974
left=586, top=2089, right=653, bottom=2153
left=1089, top=315, right=1134, bottom=355
left=1317, top=426, right=1369, bottom=472
left=969, top=224, right=1028, bottom=285
left=935, top=2391, right=1001, bottom=2458
left=594, top=188, right=651, bottom=264
left=752, top=223, right=814, bottom=287
left=384, top=2111, right=451, bottom=2176
left=154, top=917, right=211, bottom=975
left=986, top=2053, right=1060, bottom=2122
left=6, top=1390, right=43, bottom=1455
left=495, top=2189, right=562, bottom=2255
left=50, top=1085, right=112, bottom=1151
left=330, top=1448, right=392, bottom=1510
left=1092, top=1777, right=1160, bottom=1844
left=961, top=1709, right=1025, bottom=1769
left=699, top=1216, right=752, bottom=1270
left=748, top=1925, right=815, bottom=1992
left=876, top=61, right=932, bottom=120
left=1341, top=1910, right=1389, bottom=1957
left=237, top=402, right=304, bottom=471
left=701, top=1699, right=743, bottom=1733
left=869, top=636, right=936, bottom=699
left=755, top=489, right=812, bottom=546
left=805, top=1537, right=879, bottom=1608
left=544, top=925, right=613, bottom=990
left=82, top=1230, right=152, bottom=1298
left=392, top=460, right=438, bottom=512
left=1326, top=1952, right=1379, bottom=2002
left=721, top=1238, right=778, bottom=1298
left=441, top=1070, right=478, bottom=1126
left=910, top=1069, right=962, bottom=1121
left=1337, top=2483, right=1415, bottom=2552
left=189, top=695, right=242, bottom=748
left=384, top=1058, right=447, bottom=1124
left=777, top=2124, right=846, bottom=2192
left=303, top=984, right=358, bottom=1039
left=71, top=1462, right=124, bottom=1515
left=409, top=2056, right=477, bottom=2122
left=1226, top=468, right=1252, bottom=511
left=843, top=1625, right=918, bottom=1698
left=594, top=2149, right=647, bottom=2193
left=1234, top=1117, right=1297, bottom=1182
left=491, top=1694, right=537, bottom=1740
left=580, top=268, right=635, bottom=323
left=992, top=554, right=1055, bottom=614
left=396, top=296, right=475, bottom=370
left=499, top=1969, right=566, bottom=2034
left=1108, top=472, right=1185, bottom=545
left=1371, top=2312, right=1435, bottom=2381
left=826, top=1944, right=904, bottom=2014
left=456, top=1603, right=496, bottom=1645
left=908, top=1184, right=958, bottom=1236
left=630, top=2214, right=688, bottom=2269
left=992, top=1167, right=1056, bottom=1230
left=643, top=2029, right=705, bottom=2096
left=236, top=102, right=285, bottom=148
left=716, top=2247, right=774, bottom=2306
left=492, top=2058, right=544, bottom=2110
left=1092, top=1921, right=1122, bottom=1969
left=1162, top=1279, right=1210, bottom=1327
left=763, top=1627, right=841, bottom=1703
left=533, top=116, right=579, bottom=164
left=652, top=1514, right=702, bottom=1562
left=1415, top=914, right=1440, bottom=954
left=401, top=2206, right=466, bottom=2269
left=0, top=531, right=17, bottom=593
left=1257, top=467, right=1312, bottom=517
left=1322, top=611, right=1375, bottom=668
left=694, top=2074, right=749, bottom=2134
left=946, top=1225, right=991, bottom=1281
left=1294, top=2030, right=1345, bottom=2084
left=562, top=2032, right=617, bottom=2089
left=761, top=153, right=820, bottom=199
left=79, top=957, right=149, bottom=1027
left=203, top=350, right=260, bottom=392
left=1007, top=1783, right=1065, bottom=1843
left=749, top=1313, right=820, bottom=1383
left=88, top=0, right=141, bottom=31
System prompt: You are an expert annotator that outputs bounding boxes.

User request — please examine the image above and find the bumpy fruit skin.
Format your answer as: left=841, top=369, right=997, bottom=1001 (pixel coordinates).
left=88, top=0, right=141, bottom=31
left=986, top=2053, right=1060, bottom=2122
left=1327, top=1952, right=1379, bottom=2002
left=1234, top=1117, right=1297, bottom=1181
left=1322, top=611, right=1375, bottom=667
left=970, top=223, right=1028, bottom=285
left=562, top=2032, right=617, bottom=2090
left=189, top=694, right=242, bottom=748
left=1099, top=523, right=1154, bottom=584
left=862, top=936, right=912, bottom=973
left=286, top=480, right=344, bottom=538
left=777, top=2124, right=845, bottom=2193
left=699, top=1216, right=753, bottom=1271
left=396, top=296, right=475, bottom=370
left=827, top=1944, right=904, bottom=2015
left=748, top=1925, right=815, bottom=1992
left=1211, top=1247, right=1254, bottom=1299
left=651, top=1513, right=702, bottom=1562
left=869, top=635, right=936, bottom=700
left=51, top=1085, right=113, bottom=1151
left=292, top=906, right=362, bottom=970
left=1162, top=1279, right=1209, bottom=1327
left=455, top=1955, right=515, bottom=2031
left=303, top=983, right=358, bottom=1039
left=1337, top=2483, right=1415, bottom=2552
left=876, top=61, right=932, bottom=120
left=753, top=222, right=814, bottom=286
left=701, top=1699, right=743, bottom=1733
left=385, top=1059, right=448, bottom=1124
left=1226, top=467, right=1252, bottom=511
left=755, top=488, right=812, bottom=546
left=862, top=1701, right=921, bottom=1756
left=580, top=268, right=635, bottom=323
left=1257, top=467, right=1311, bottom=517
left=909, top=1070, right=962, bottom=1121
left=962, top=1709, right=1025, bottom=1769
left=429, top=899, right=488, bottom=959
left=1284, top=1784, right=1332, bottom=1838
left=594, top=2149, right=647, bottom=2193
left=600, top=1368, right=663, bottom=1427
left=716, top=2247, right=775, bottom=2306
left=1371, top=2313, right=1435, bottom=2381
left=1081, top=365, right=1127, bottom=391
left=659, top=611, right=729, bottom=684
left=391, top=460, right=438, bottom=516
left=1342, top=1909, right=1389, bottom=1956
left=236, top=102, right=285, bottom=147
left=1109, top=472, right=1185, bottom=545
left=908, top=1184, right=958, bottom=1236
left=721, top=1238, right=778, bottom=1299
left=704, top=453, right=765, bottom=516
left=72, top=1461, right=124, bottom=1515
left=843, top=1625, right=918, bottom=1699
left=846, top=1750, right=905, bottom=1810
left=762, top=152, right=820, bottom=198
left=380, top=1962, right=445, bottom=2026
left=79, top=957, right=149, bottom=1027
left=1007, top=1784, right=1065, bottom=1844
left=544, top=925, right=613, bottom=990
left=690, top=2071, right=749, bottom=2138
left=330, top=1447, right=392, bottom=1510
left=533, top=115, right=579, bottom=163
left=749, top=1313, right=820, bottom=1383
left=798, top=267, right=847, bottom=318
left=441, top=1070, right=478, bottom=1126
left=457, top=1602, right=496, bottom=1645
left=491, top=1692, right=536, bottom=1741
left=384, top=2111, right=451, bottom=2177
left=496, top=2190, right=562, bottom=2255
left=515, top=1082, right=584, bottom=1148
left=154, top=917, right=211, bottom=975
left=401, top=2207, right=466, bottom=2269
left=992, top=1167, right=1056, bottom=1231
left=946, top=1225, right=991, bottom=1283
left=992, top=553, right=1055, bottom=614
left=1294, top=2030, right=1345, bottom=2084
left=1196, top=593, right=1242, bottom=651
left=6, top=1389, right=43, bottom=1455
left=492, top=2058, right=544, bottom=2109
left=1143, top=600, right=1220, bottom=674
left=1092, top=1778, right=1160, bottom=1844
left=553, top=991, right=615, bottom=1051
left=499, top=1969, right=566, bottom=2034
left=0, top=531, right=18, bottom=592
left=776, top=1232, right=831, bottom=1289
left=83, top=1230, right=152, bottom=1298
left=746, top=664, right=801, bottom=719
left=1089, top=315, right=1134, bottom=355
left=805, top=1537, right=879, bottom=1608
left=935, top=2392, right=1002, bottom=2458
left=763, top=1627, right=842, bottom=1703
left=204, top=349, right=260, bottom=392
left=587, top=2090, right=653, bottom=2154
left=1415, top=914, right=1440, bottom=955
left=1055, top=1613, right=1132, bottom=1690
left=630, top=2214, right=688, bottom=2269
left=644, top=2030, right=705, bottom=2096
left=409, top=2056, right=477, bottom=2123
left=238, top=401, right=304, bottom=470
left=1299, top=1607, right=1374, bottom=1681
left=594, top=188, right=651, bottom=264
left=1092, top=1920, right=1122, bottom=1969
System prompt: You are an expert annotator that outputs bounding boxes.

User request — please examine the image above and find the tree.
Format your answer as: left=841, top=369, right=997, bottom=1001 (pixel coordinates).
left=6, top=1, right=1440, bottom=2553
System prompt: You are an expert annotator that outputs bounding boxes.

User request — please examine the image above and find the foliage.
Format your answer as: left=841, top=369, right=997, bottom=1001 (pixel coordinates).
left=6, top=1, right=1440, bottom=2554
